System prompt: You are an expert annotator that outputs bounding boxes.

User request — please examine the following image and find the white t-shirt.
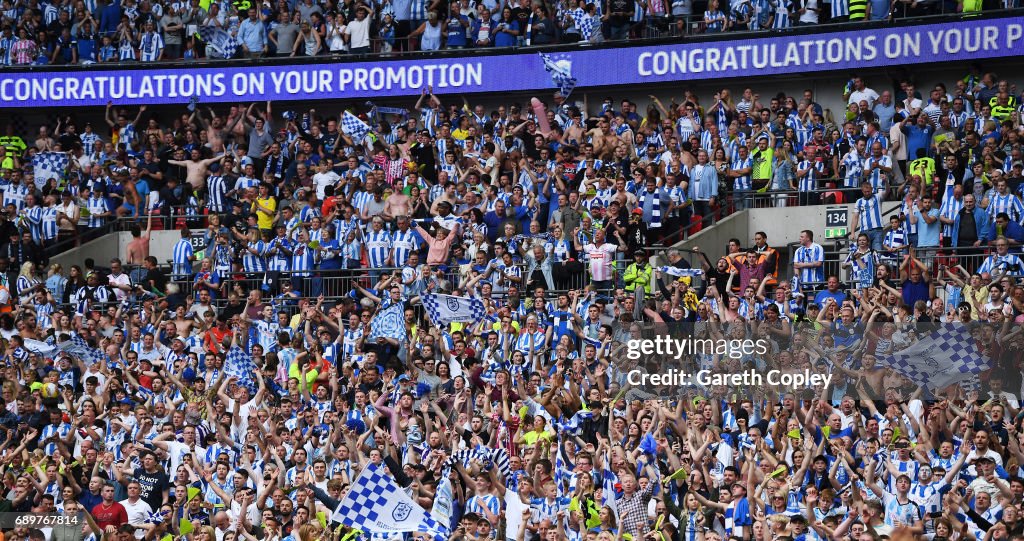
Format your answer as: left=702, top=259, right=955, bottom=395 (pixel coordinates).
left=848, top=87, right=880, bottom=106
left=326, top=22, right=347, bottom=51
left=504, top=491, right=531, bottom=541
left=121, top=498, right=153, bottom=538
left=798, top=0, right=818, bottom=23
left=108, top=272, right=133, bottom=301
left=313, top=170, right=341, bottom=200
left=346, top=17, right=371, bottom=48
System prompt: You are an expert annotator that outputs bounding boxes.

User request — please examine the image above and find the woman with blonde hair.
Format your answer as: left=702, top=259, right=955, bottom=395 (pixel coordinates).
left=295, top=523, right=326, bottom=541
left=16, top=261, right=42, bottom=305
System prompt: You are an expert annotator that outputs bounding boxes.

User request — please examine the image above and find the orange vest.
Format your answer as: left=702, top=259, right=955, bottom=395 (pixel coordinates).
left=0, top=284, right=11, bottom=313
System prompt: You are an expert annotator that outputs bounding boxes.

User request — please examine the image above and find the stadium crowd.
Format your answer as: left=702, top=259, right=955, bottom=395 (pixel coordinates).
left=0, top=0, right=1015, bottom=66
left=2, top=67, right=1024, bottom=541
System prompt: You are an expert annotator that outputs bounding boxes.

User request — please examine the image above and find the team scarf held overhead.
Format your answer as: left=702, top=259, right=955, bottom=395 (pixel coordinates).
left=639, top=189, right=662, bottom=228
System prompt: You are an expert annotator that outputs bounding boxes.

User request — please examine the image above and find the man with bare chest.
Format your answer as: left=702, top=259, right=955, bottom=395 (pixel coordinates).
left=168, top=149, right=224, bottom=191
left=382, top=190, right=411, bottom=221
left=125, top=213, right=153, bottom=266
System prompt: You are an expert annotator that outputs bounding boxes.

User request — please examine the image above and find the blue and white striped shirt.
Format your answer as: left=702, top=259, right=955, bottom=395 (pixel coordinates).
left=207, top=175, right=228, bottom=212
left=80, top=132, right=102, bottom=157
left=86, top=196, right=108, bottom=227
left=291, top=243, right=315, bottom=277
left=138, top=32, right=163, bottom=61
left=0, top=36, right=15, bottom=65
left=365, top=230, right=392, bottom=268
left=172, top=239, right=194, bottom=278
left=22, top=206, right=44, bottom=244
left=242, top=241, right=267, bottom=272
left=268, top=237, right=292, bottom=271
left=797, top=159, right=825, bottom=192
left=987, top=193, right=1023, bottom=223
left=41, top=206, right=58, bottom=241
left=342, top=328, right=362, bottom=360
left=856, top=193, right=884, bottom=231
left=390, top=229, right=419, bottom=267
left=3, top=183, right=29, bottom=210
left=841, top=151, right=864, bottom=189
left=770, top=0, right=790, bottom=28
left=863, top=155, right=892, bottom=192
left=793, top=242, right=824, bottom=284
left=731, top=156, right=752, bottom=191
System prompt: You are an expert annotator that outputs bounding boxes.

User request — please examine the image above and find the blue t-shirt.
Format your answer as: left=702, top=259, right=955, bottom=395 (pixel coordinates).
left=493, top=20, right=518, bottom=47
left=904, top=124, right=934, bottom=160
left=445, top=15, right=468, bottom=46
left=915, top=208, right=941, bottom=247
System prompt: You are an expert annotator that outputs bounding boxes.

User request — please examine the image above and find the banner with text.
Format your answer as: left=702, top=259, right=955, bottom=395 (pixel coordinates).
left=3, top=16, right=1022, bottom=107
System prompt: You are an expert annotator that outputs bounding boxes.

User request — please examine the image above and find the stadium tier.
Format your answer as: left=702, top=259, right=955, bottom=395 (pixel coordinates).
left=3, top=5, right=1024, bottom=541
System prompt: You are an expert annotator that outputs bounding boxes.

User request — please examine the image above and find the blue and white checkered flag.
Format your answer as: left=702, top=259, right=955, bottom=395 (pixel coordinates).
left=197, top=26, right=238, bottom=59
left=224, top=345, right=259, bottom=395
left=24, top=338, right=57, bottom=358
left=878, top=324, right=988, bottom=392
left=539, top=53, right=577, bottom=99
left=59, top=334, right=104, bottom=366
left=331, top=464, right=448, bottom=541
left=422, top=294, right=486, bottom=326
left=32, top=152, right=69, bottom=190
left=341, top=111, right=371, bottom=144
left=367, top=303, right=407, bottom=344
left=658, top=266, right=704, bottom=278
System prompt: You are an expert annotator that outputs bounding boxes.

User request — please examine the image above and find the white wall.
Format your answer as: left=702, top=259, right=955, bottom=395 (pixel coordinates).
left=52, top=230, right=187, bottom=269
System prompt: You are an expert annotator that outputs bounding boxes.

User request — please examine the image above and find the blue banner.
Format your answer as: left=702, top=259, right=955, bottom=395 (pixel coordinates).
left=3, top=17, right=1022, bottom=107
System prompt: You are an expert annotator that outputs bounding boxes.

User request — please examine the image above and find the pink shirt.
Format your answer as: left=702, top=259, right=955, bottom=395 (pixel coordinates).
left=584, top=243, right=618, bottom=281
left=415, top=223, right=461, bottom=265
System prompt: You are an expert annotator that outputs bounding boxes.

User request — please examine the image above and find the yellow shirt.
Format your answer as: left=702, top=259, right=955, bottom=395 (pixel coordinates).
left=253, top=197, right=277, bottom=230
left=520, top=429, right=553, bottom=445
left=287, top=363, right=319, bottom=393
left=491, top=321, right=521, bottom=333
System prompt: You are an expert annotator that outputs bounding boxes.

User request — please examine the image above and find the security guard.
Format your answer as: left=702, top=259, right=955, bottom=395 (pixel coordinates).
left=623, top=250, right=653, bottom=297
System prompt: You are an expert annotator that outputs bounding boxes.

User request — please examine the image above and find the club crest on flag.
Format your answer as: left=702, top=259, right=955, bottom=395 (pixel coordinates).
left=446, top=297, right=460, bottom=312
left=539, top=53, right=577, bottom=99
left=392, top=502, right=412, bottom=522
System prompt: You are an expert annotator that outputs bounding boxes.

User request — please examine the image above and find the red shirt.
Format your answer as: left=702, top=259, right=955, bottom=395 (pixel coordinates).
left=92, top=501, right=128, bottom=531
left=321, top=196, right=338, bottom=217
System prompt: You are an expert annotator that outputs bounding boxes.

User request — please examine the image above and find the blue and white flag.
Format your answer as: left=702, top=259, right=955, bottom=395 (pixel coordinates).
left=878, top=324, right=987, bottom=392
left=58, top=334, right=103, bottom=365
left=367, top=303, right=407, bottom=344
left=331, top=464, right=449, bottom=541
left=31, top=152, right=69, bottom=190
left=556, top=408, right=593, bottom=436
left=422, top=293, right=486, bottom=326
left=341, top=111, right=371, bottom=144
left=197, top=26, right=238, bottom=59
left=539, top=53, right=577, bottom=99
left=658, top=266, right=704, bottom=278
left=25, top=337, right=58, bottom=358
left=430, top=477, right=455, bottom=533
left=442, top=447, right=511, bottom=480
left=224, top=345, right=259, bottom=395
